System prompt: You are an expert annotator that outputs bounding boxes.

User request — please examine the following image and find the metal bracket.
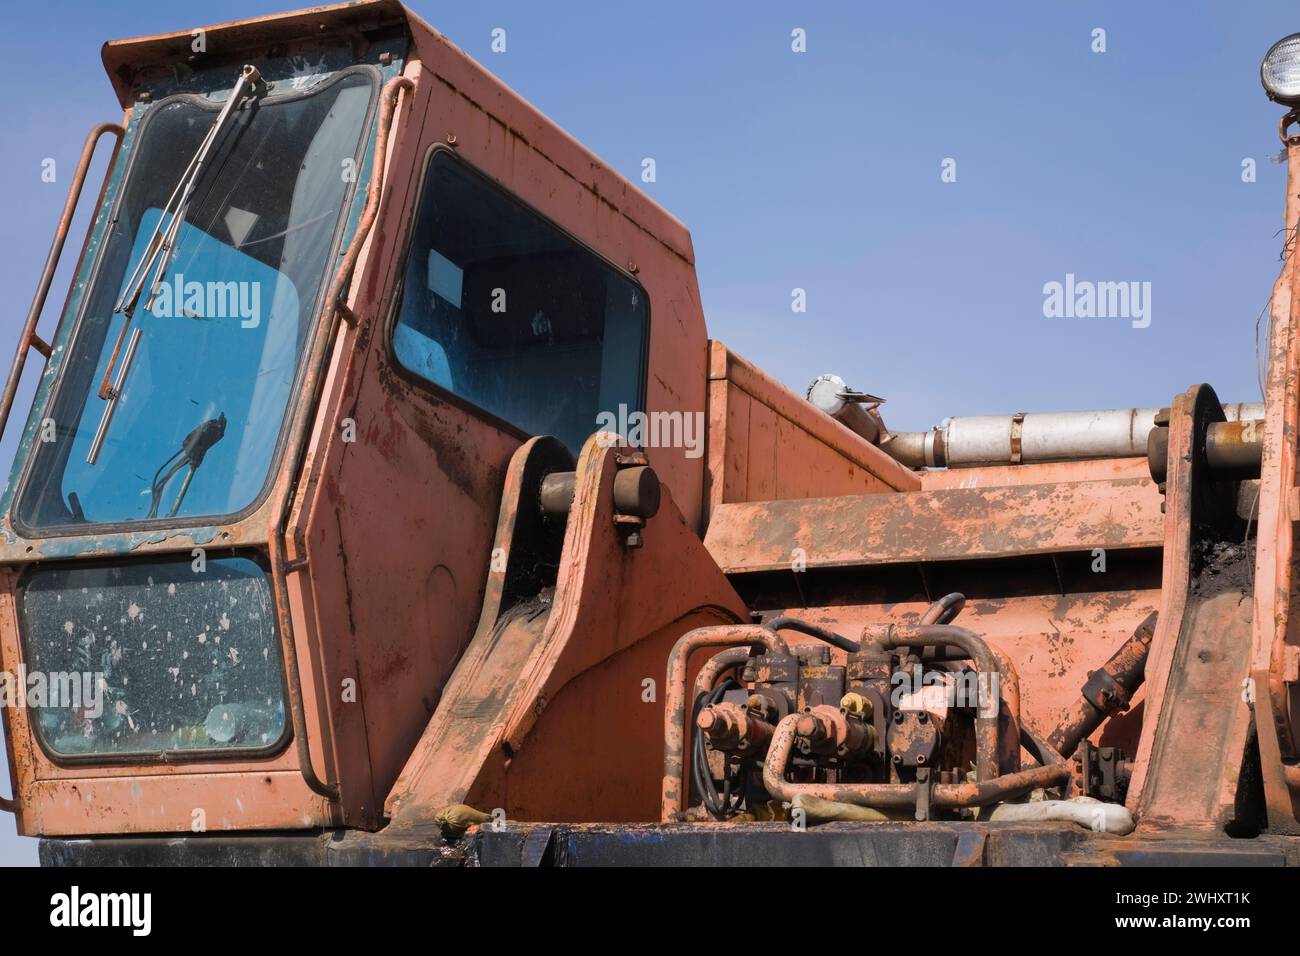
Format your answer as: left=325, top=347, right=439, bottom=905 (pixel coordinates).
left=1078, top=740, right=1129, bottom=802
left=1009, top=412, right=1025, bottom=464
left=1281, top=109, right=1300, bottom=146
left=914, top=766, right=932, bottom=821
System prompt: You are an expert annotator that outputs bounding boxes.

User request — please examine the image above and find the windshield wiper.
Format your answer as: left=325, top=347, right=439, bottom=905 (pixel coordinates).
left=147, top=412, right=227, bottom=519
left=87, top=65, right=266, bottom=467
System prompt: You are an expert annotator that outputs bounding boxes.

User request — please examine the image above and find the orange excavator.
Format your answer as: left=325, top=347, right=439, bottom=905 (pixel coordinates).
left=2, top=2, right=1300, bottom=866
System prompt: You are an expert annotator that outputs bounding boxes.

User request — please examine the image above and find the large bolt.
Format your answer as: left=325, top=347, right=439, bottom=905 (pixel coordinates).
left=795, top=712, right=827, bottom=743
left=613, top=466, right=661, bottom=519
left=538, top=465, right=662, bottom=521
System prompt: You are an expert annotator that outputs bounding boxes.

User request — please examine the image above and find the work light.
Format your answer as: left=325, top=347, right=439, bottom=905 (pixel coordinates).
left=1262, top=33, right=1300, bottom=105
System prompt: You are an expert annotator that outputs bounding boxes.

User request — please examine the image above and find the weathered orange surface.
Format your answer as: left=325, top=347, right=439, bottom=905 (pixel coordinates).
left=0, top=0, right=1295, bottom=845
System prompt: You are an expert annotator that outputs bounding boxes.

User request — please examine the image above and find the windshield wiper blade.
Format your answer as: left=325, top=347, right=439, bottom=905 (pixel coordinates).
left=85, top=323, right=140, bottom=465
left=86, top=66, right=264, bottom=468
left=113, top=65, right=267, bottom=327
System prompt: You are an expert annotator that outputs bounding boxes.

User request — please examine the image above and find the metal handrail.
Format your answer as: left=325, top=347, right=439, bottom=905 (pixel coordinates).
left=0, top=122, right=125, bottom=443
left=0, top=121, right=123, bottom=815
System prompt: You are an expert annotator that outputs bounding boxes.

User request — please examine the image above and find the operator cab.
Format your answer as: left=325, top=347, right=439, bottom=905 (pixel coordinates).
left=0, top=1, right=707, bottom=836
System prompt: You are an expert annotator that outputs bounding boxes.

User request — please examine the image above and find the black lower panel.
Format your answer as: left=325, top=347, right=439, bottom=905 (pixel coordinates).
left=40, top=822, right=1299, bottom=867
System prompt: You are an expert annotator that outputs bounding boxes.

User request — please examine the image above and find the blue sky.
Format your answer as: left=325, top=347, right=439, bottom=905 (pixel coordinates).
left=0, top=1, right=1296, bottom=864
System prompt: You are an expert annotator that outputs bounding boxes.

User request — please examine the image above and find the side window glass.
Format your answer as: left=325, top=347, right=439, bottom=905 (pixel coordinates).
left=392, top=151, right=648, bottom=452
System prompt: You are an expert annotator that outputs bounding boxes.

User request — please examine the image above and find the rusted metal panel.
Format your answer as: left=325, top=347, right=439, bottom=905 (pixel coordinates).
left=920, top=456, right=1151, bottom=490
left=385, top=436, right=748, bottom=826
left=99, top=1, right=410, bottom=107
left=722, top=383, right=749, bottom=501
left=21, top=772, right=333, bottom=837
left=253, top=71, right=423, bottom=821
left=745, top=393, right=778, bottom=502
left=776, top=414, right=864, bottom=501
left=1250, top=135, right=1300, bottom=830
left=276, top=62, right=525, bottom=827
left=704, top=478, right=1162, bottom=574
left=704, top=343, right=920, bottom=514
left=703, top=376, right=746, bottom=525
left=1136, top=591, right=1255, bottom=829
left=1126, top=385, right=1259, bottom=831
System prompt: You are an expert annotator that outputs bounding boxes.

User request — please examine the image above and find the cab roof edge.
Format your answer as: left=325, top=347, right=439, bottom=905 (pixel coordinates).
left=100, top=0, right=409, bottom=108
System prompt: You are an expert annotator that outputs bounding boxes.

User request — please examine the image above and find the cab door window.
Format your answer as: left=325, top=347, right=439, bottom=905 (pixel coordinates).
left=391, top=151, right=648, bottom=452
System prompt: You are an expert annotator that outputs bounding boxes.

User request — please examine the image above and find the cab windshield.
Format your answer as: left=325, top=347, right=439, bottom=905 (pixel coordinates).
left=14, top=67, right=377, bottom=531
